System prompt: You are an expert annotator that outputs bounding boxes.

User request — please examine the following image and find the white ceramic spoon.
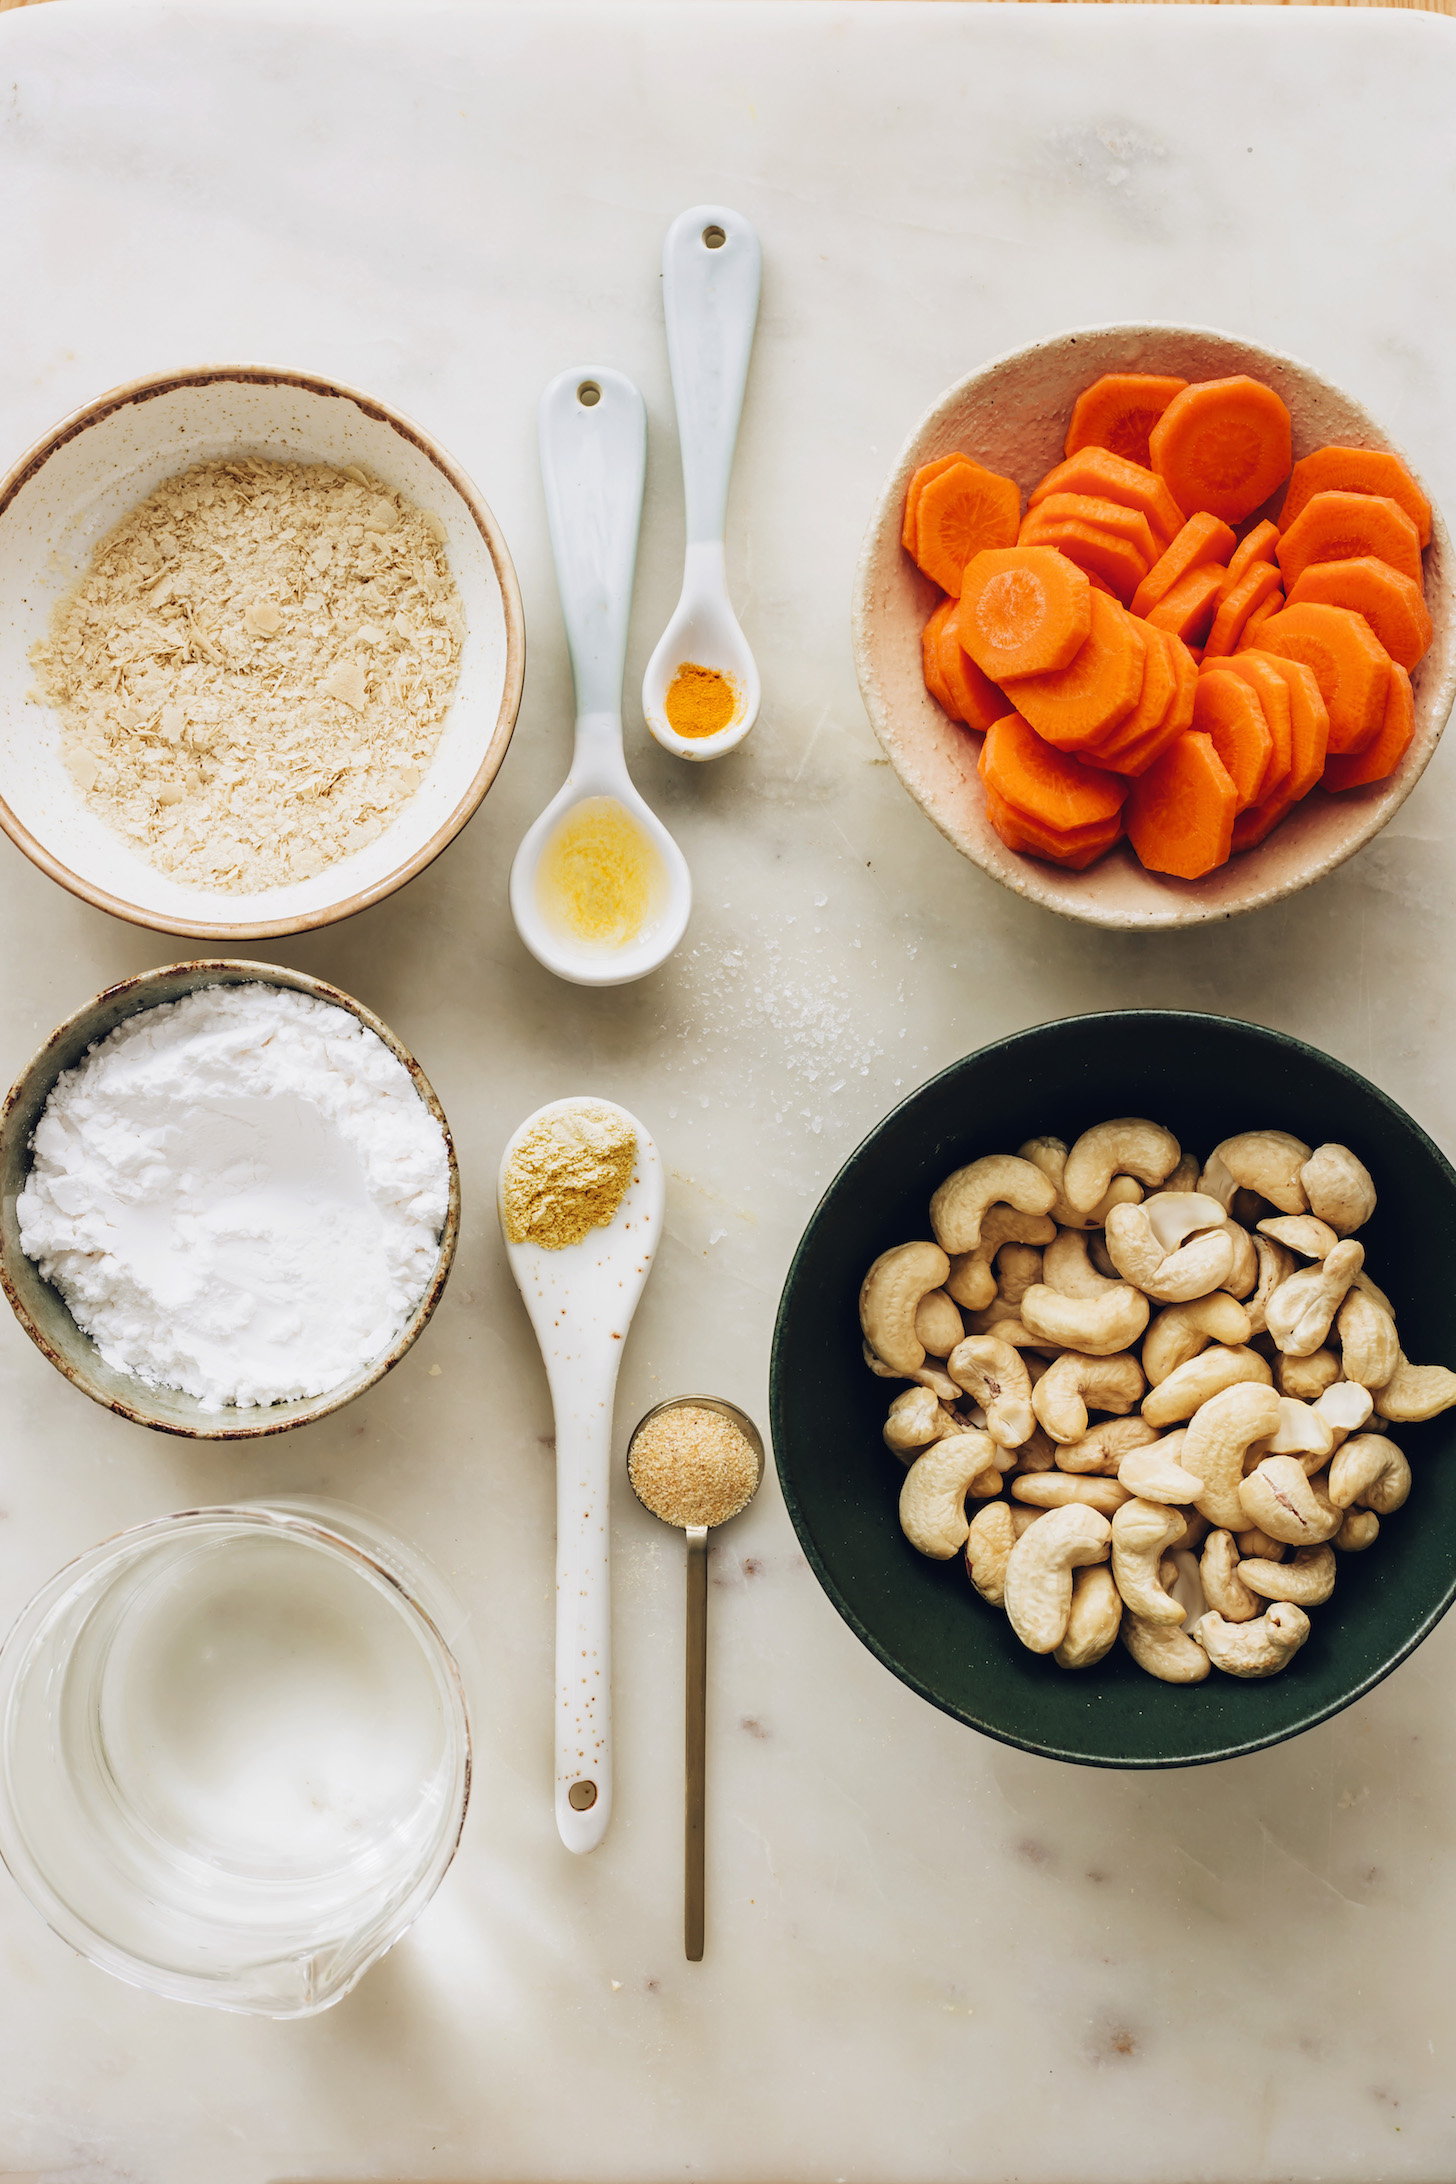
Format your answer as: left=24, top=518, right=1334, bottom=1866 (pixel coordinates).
left=510, top=367, right=691, bottom=986
left=642, top=206, right=763, bottom=762
left=499, top=1099, right=664, bottom=1854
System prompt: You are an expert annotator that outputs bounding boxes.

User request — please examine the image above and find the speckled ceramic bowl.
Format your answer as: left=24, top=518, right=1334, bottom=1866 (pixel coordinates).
left=852, top=325, right=1456, bottom=930
left=0, top=367, right=524, bottom=941
left=0, top=961, right=459, bottom=1440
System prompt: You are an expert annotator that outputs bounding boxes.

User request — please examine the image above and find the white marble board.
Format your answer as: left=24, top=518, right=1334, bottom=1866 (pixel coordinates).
left=2, top=2, right=1456, bottom=2178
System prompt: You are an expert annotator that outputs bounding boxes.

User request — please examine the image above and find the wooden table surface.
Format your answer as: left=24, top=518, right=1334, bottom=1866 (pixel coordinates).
left=2, top=0, right=1452, bottom=14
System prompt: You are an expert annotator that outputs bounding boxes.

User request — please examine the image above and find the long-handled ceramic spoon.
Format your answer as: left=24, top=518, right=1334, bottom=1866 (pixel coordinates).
left=499, top=1100, right=663, bottom=1853
left=511, top=368, right=691, bottom=985
left=642, top=207, right=762, bottom=761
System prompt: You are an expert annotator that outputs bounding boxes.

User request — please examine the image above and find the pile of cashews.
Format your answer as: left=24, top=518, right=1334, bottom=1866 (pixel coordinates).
left=860, top=1121, right=1456, bottom=1682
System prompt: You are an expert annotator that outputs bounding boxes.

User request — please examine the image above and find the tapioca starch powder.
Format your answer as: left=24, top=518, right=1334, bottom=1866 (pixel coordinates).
left=16, top=983, right=451, bottom=1410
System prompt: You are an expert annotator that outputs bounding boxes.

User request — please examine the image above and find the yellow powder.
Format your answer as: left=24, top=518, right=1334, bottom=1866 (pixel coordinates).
left=664, top=661, right=738, bottom=739
left=502, top=1101, right=637, bottom=1250
left=537, top=796, right=661, bottom=947
left=628, top=1404, right=761, bottom=1528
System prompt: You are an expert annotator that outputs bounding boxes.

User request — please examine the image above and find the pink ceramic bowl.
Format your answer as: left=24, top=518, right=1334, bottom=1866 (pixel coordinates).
left=851, top=324, right=1456, bottom=930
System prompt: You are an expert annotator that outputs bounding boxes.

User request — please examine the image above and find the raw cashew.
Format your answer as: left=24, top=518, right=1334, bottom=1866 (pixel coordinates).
left=1088, top=1232, right=1120, bottom=1281
left=964, top=1501, right=1016, bottom=1605
left=1003, top=1502, right=1112, bottom=1653
left=931, top=1155, right=1057, bottom=1256
left=1276, top=1347, right=1340, bottom=1401
left=1014, top=1424, right=1059, bottom=1472
left=1201, top=1131, right=1312, bottom=1215
left=861, top=1241, right=951, bottom=1375
left=946, top=1205, right=1058, bottom=1311
left=992, top=1242, right=1045, bottom=1314
left=1335, top=1287, right=1399, bottom=1391
left=1236, top=1526, right=1286, bottom=1561
left=914, top=1288, right=964, bottom=1358
left=1328, top=1432, right=1411, bottom=1514
left=1300, top=1144, right=1377, bottom=1236
left=1032, top=1350, right=1146, bottom=1444
left=1111, top=1498, right=1188, bottom=1623
left=1238, top=1545, right=1336, bottom=1606
left=863, top=1342, right=962, bottom=1402
left=1042, top=1229, right=1123, bottom=1299
left=1238, top=1455, right=1341, bottom=1545
left=1012, top=1473, right=1130, bottom=1517
left=1260, top=1395, right=1336, bottom=1467
left=1011, top=1506, right=1046, bottom=1538
left=1265, top=1239, right=1364, bottom=1357
left=1142, top=1344, right=1272, bottom=1428
left=1200, top=1530, right=1262, bottom=1622
left=1018, top=1137, right=1144, bottom=1230
left=1167, top=1507, right=1210, bottom=1555
left=1165, top=1152, right=1202, bottom=1195
left=883, top=1384, right=958, bottom=1457
left=1195, top=1601, right=1310, bottom=1678
left=1055, top=1416, right=1159, bottom=1476
left=1105, top=1199, right=1234, bottom=1303
left=1119, top=1434, right=1204, bottom=1505
left=1019, top=1282, right=1151, bottom=1358
left=1142, top=1294, right=1254, bottom=1385
left=1353, top=1268, right=1397, bottom=1317
left=1121, top=1611, right=1211, bottom=1683
left=1053, top=1565, right=1123, bottom=1669
left=1315, top=1379, right=1373, bottom=1446
left=1181, top=1381, right=1282, bottom=1530
left=1062, top=1119, right=1182, bottom=1217
left=1246, top=1234, right=1297, bottom=1337
left=1217, top=1220, right=1260, bottom=1300
left=948, top=1336, right=1035, bottom=1448
left=1335, top=1508, right=1380, bottom=1552
left=1373, top=1354, right=1456, bottom=1422
left=899, top=1431, right=1003, bottom=1557
left=1258, top=1214, right=1338, bottom=1260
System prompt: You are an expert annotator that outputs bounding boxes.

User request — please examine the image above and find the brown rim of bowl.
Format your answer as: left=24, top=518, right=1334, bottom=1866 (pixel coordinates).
left=0, top=363, right=527, bottom=942
left=0, top=959, right=461, bottom=1440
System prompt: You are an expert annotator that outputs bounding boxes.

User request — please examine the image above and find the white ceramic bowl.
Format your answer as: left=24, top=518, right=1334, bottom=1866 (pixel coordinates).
left=0, top=367, right=524, bottom=940
left=852, top=324, right=1456, bottom=930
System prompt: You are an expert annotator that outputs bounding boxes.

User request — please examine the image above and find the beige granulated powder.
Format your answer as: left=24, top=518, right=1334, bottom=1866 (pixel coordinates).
left=29, top=457, right=465, bottom=893
left=502, top=1101, right=637, bottom=1251
left=628, top=1405, right=760, bottom=1529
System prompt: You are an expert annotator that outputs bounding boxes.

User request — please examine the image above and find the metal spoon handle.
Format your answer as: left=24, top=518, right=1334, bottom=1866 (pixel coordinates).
left=661, top=205, right=761, bottom=548
left=685, top=1524, right=708, bottom=1960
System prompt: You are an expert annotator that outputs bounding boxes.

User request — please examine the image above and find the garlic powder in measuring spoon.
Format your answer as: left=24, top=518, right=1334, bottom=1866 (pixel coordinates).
left=16, top=983, right=451, bottom=1409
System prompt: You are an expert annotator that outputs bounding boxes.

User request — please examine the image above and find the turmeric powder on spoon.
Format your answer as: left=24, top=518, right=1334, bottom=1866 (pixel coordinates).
left=663, top=662, right=738, bottom=740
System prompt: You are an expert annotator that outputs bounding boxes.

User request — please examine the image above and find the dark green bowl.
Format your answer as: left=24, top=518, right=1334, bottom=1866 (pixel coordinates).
left=770, top=1011, right=1456, bottom=1768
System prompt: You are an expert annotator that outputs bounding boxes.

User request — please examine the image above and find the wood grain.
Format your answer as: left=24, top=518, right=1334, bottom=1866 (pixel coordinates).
left=1, top=0, right=1451, bottom=20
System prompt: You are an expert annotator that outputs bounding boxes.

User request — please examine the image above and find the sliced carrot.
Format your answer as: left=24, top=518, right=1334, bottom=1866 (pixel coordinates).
left=1218, top=652, right=1295, bottom=805
left=1146, top=562, right=1225, bottom=646
left=958, top=547, right=1092, bottom=680
left=1237, top=591, right=1284, bottom=649
left=1016, top=515, right=1149, bottom=605
left=984, top=783, right=1123, bottom=869
left=1219, top=519, right=1281, bottom=597
left=921, top=598, right=961, bottom=716
left=1023, top=493, right=1160, bottom=565
left=1129, top=512, right=1238, bottom=619
left=1284, top=555, right=1433, bottom=672
left=979, top=710, right=1129, bottom=833
left=1029, top=450, right=1183, bottom=547
left=1254, top=655, right=1328, bottom=800
left=1126, top=731, right=1238, bottom=878
left=1064, top=374, right=1190, bottom=472
left=1203, top=560, right=1285, bottom=659
left=1086, top=617, right=1176, bottom=771
left=1281, top=446, right=1432, bottom=551
left=902, top=455, right=969, bottom=556
left=1253, top=602, right=1390, bottom=754
left=940, top=600, right=1010, bottom=731
left=913, top=459, right=1022, bottom=595
left=1324, top=662, right=1416, bottom=791
left=1104, top=631, right=1199, bottom=778
left=1231, top=781, right=1300, bottom=853
left=1275, top=490, right=1423, bottom=591
left=1000, top=591, right=1146, bottom=749
left=1149, top=376, right=1293, bottom=526
left=1193, top=672, right=1273, bottom=811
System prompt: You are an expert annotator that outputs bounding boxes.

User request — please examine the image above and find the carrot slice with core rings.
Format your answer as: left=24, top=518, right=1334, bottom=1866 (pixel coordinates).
left=959, top=548, right=1093, bottom=681
left=912, top=459, right=1021, bottom=595
left=1149, top=376, right=1293, bottom=527
left=1001, top=592, right=1146, bottom=749
left=1064, top=374, right=1190, bottom=472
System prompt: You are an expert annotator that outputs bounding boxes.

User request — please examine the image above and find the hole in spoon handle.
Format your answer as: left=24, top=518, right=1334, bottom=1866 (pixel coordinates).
left=685, top=1525, right=708, bottom=1961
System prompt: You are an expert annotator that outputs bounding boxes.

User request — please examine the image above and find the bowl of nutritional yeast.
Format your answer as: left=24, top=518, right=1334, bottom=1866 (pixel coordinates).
left=0, top=366, right=525, bottom=940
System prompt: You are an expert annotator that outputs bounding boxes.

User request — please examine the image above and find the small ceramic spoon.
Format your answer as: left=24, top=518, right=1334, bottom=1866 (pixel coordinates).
left=499, top=1100, right=664, bottom=1854
left=510, top=367, right=691, bottom=985
left=642, top=206, right=762, bottom=762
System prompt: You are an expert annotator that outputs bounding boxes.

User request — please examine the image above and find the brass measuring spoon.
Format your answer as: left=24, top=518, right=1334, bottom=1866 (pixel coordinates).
left=627, top=1396, right=764, bottom=1960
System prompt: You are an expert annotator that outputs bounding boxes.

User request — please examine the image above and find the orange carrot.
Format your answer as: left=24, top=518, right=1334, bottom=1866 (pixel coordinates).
left=1275, top=490, right=1423, bottom=591
left=921, top=599, right=961, bottom=716
left=1219, top=519, right=1280, bottom=599
left=1324, top=663, right=1415, bottom=791
left=979, top=710, right=1129, bottom=833
left=1281, top=446, right=1432, bottom=551
left=940, top=601, right=1011, bottom=731
left=1193, top=672, right=1273, bottom=810
left=1023, top=493, right=1160, bottom=565
left=913, top=459, right=1022, bottom=595
left=1087, top=617, right=1176, bottom=772
left=1149, top=376, right=1293, bottom=526
left=1029, top=451, right=1184, bottom=547
left=984, top=783, right=1123, bottom=869
left=1063, top=374, right=1190, bottom=471
left=902, top=455, right=969, bottom=555
left=1146, top=563, right=1225, bottom=646
left=1129, top=512, right=1238, bottom=619
left=1253, top=602, right=1390, bottom=754
left=958, top=547, right=1093, bottom=680
left=1126, top=731, right=1238, bottom=878
left=1237, top=591, right=1283, bottom=649
left=1016, top=516, right=1150, bottom=605
left=1000, top=592, right=1146, bottom=749
left=1111, top=630, right=1200, bottom=776
left=1203, top=560, right=1285, bottom=659
left=1218, top=652, right=1295, bottom=806
left=1284, top=555, right=1433, bottom=672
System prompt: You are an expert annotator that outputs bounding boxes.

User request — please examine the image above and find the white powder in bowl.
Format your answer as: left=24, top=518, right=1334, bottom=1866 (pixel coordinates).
left=16, top=982, right=451, bottom=1410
